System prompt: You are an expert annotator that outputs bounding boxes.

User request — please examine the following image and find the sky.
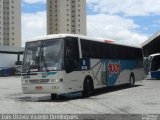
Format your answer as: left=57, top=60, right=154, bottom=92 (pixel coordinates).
left=22, top=0, right=160, bottom=47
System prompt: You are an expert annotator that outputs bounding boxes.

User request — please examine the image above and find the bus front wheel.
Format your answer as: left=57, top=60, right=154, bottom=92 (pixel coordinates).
left=129, top=74, right=135, bottom=86
left=82, top=77, right=94, bottom=97
left=51, top=94, right=58, bottom=100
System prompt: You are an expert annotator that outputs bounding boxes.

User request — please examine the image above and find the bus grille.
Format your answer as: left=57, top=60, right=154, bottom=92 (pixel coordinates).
left=29, top=79, right=49, bottom=84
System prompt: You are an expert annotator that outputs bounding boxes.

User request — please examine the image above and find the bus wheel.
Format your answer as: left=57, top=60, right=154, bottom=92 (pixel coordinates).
left=129, top=74, right=135, bottom=86
left=51, top=94, right=58, bottom=100
left=82, top=77, right=94, bottom=97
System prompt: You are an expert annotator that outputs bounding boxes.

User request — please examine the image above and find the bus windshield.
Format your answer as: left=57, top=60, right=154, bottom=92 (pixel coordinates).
left=23, top=39, right=64, bottom=72
left=151, top=55, right=160, bottom=71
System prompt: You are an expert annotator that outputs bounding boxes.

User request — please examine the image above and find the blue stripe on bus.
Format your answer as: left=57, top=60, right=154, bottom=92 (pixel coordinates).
left=101, top=59, right=138, bottom=86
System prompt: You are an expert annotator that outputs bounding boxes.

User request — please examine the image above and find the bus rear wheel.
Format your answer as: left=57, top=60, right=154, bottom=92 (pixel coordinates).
left=129, top=74, right=135, bottom=86
left=82, top=77, right=94, bottom=97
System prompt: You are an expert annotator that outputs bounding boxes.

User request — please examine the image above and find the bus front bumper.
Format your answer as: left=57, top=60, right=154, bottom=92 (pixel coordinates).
left=22, top=83, right=67, bottom=94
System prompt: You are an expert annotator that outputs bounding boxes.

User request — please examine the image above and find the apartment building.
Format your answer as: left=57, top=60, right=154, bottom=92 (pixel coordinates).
left=47, top=0, right=86, bottom=35
left=0, top=0, right=21, bottom=47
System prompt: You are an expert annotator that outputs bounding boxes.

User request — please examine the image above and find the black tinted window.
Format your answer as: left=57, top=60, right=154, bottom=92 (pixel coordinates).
left=81, top=39, right=142, bottom=60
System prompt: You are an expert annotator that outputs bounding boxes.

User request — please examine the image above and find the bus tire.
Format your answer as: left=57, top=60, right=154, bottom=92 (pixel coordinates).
left=51, top=93, right=58, bottom=100
left=82, top=77, right=94, bottom=97
left=129, top=73, right=135, bottom=86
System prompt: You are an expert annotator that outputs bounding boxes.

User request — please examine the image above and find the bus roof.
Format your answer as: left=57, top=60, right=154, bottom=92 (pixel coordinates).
left=28, top=34, right=141, bottom=49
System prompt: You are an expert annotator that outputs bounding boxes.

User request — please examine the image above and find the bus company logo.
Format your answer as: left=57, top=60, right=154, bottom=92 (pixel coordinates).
left=42, top=72, right=57, bottom=78
left=108, top=61, right=120, bottom=77
left=42, top=73, right=48, bottom=78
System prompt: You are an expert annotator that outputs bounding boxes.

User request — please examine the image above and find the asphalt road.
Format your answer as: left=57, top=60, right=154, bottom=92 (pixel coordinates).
left=0, top=77, right=160, bottom=114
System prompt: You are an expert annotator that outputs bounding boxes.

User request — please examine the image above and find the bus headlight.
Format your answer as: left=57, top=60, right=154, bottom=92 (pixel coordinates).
left=50, top=79, right=63, bottom=83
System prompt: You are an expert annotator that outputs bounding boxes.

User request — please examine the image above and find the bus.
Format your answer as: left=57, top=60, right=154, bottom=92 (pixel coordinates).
left=21, top=34, right=144, bottom=99
left=144, top=53, right=160, bottom=79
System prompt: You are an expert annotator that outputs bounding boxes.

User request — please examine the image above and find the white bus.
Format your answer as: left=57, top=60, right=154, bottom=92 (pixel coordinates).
left=21, top=34, right=144, bottom=99
left=144, top=53, right=160, bottom=79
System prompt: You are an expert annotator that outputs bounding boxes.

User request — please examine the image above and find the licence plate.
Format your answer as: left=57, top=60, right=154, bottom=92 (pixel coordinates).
left=35, top=86, right=43, bottom=90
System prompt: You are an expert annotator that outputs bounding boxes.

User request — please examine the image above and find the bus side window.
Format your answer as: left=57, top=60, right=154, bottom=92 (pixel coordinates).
left=65, top=37, right=79, bottom=73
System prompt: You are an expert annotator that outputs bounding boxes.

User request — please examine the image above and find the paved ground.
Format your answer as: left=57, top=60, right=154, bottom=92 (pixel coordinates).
left=0, top=77, right=160, bottom=114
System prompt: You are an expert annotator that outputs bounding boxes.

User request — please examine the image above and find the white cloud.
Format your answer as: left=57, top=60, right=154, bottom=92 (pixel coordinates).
left=23, top=0, right=45, bottom=4
left=87, top=14, right=148, bottom=46
left=154, top=20, right=160, bottom=25
left=22, top=12, right=148, bottom=47
left=87, top=0, right=160, bottom=16
left=21, top=1, right=150, bottom=47
left=22, top=11, right=46, bottom=46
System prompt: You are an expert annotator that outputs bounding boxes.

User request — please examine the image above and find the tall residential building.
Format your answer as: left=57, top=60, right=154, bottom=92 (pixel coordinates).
left=0, top=0, right=21, bottom=47
left=47, top=0, right=86, bottom=35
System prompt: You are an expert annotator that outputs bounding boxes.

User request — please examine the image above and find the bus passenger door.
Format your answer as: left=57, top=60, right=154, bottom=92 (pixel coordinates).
left=64, top=37, right=83, bottom=92
left=64, top=37, right=79, bottom=73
